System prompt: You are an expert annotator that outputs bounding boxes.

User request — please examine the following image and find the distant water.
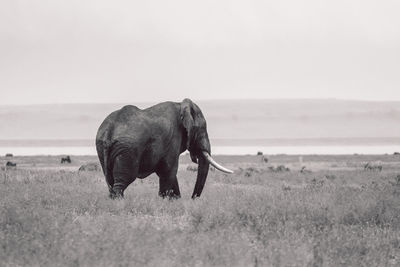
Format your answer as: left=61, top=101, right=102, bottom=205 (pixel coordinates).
left=1, top=145, right=400, bottom=156
left=212, top=146, right=400, bottom=155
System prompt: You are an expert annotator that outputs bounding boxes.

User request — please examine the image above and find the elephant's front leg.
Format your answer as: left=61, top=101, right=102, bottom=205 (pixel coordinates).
left=157, top=161, right=181, bottom=199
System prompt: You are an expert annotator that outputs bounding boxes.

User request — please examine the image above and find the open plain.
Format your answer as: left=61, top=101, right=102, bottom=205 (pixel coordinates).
left=1, top=154, right=400, bottom=266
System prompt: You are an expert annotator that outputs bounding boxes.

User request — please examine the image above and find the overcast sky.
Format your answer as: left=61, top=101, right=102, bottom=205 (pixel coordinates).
left=1, top=0, right=400, bottom=105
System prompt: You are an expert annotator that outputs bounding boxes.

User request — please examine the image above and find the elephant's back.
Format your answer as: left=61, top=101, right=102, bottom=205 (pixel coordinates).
left=96, top=102, right=177, bottom=144
left=99, top=105, right=149, bottom=140
left=96, top=109, right=118, bottom=142
left=97, top=105, right=141, bottom=135
left=115, top=105, right=141, bottom=121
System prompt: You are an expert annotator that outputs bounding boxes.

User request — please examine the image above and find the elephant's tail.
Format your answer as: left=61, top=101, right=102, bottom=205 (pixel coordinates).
left=104, top=143, right=115, bottom=191
left=97, top=140, right=114, bottom=191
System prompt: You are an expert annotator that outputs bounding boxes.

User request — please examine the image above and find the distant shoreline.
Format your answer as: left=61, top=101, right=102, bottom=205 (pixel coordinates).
left=1, top=145, right=400, bottom=156
left=0, top=137, right=399, bottom=147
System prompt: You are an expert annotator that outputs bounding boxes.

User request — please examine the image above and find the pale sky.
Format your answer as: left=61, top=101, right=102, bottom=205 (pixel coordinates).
left=1, top=0, right=400, bottom=104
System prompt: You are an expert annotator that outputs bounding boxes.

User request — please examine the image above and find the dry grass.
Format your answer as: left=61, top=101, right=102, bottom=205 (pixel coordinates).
left=1, top=154, right=400, bottom=266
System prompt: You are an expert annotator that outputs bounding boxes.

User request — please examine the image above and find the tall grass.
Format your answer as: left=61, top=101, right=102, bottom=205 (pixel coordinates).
left=1, top=155, right=400, bottom=266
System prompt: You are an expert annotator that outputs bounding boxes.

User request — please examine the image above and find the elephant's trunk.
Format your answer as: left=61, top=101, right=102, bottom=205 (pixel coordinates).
left=191, top=151, right=233, bottom=199
left=191, top=156, right=209, bottom=199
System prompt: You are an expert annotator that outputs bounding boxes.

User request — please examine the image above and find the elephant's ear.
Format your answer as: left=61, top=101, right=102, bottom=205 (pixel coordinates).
left=180, top=98, right=195, bottom=150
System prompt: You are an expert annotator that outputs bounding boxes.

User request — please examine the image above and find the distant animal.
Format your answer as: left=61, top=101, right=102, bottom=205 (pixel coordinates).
left=282, top=183, right=291, bottom=191
left=268, top=165, right=290, bottom=172
left=261, top=156, right=268, bottom=163
left=186, top=165, right=198, bottom=172
left=6, top=161, right=17, bottom=169
left=364, top=162, right=382, bottom=171
left=394, top=152, right=400, bottom=155
left=5, top=153, right=13, bottom=157
left=257, top=151, right=263, bottom=156
left=79, top=162, right=101, bottom=172
left=96, top=99, right=233, bottom=199
left=186, top=165, right=214, bottom=172
left=325, top=174, right=336, bottom=180
left=244, top=167, right=260, bottom=177
left=61, top=156, right=71, bottom=164
left=300, top=166, right=312, bottom=174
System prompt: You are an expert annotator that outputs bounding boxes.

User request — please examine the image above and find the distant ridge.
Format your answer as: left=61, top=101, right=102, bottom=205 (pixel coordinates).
left=0, top=137, right=399, bottom=147
left=2, top=98, right=399, bottom=107
left=0, top=99, right=399, bottom=141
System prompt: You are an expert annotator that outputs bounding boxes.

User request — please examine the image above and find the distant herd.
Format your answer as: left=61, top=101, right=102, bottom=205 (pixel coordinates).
left=1, top=151, right=400, bottom=171
left=1, top=153, right=100, bottom=172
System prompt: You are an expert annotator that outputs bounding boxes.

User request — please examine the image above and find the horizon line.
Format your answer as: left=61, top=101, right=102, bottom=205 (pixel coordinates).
left=1, top=97, right=400, bottom=107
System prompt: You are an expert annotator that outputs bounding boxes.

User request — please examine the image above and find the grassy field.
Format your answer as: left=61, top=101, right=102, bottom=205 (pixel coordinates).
left=1, top=154, right=400, bottom=266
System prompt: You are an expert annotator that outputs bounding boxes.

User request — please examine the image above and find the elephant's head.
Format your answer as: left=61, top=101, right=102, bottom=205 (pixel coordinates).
left=180, top=98, right=233, bottom=198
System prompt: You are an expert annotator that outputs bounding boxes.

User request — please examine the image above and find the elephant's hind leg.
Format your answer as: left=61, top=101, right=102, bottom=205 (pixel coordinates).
left=111, top=153, right=137, bottom=199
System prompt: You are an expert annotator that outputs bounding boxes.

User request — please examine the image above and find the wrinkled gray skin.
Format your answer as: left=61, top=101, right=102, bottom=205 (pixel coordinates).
left=96, top=99, right=211, bottom=199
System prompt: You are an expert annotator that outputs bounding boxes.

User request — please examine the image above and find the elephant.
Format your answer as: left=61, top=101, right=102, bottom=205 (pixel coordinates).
left=96, top=98, right=233, bottom=199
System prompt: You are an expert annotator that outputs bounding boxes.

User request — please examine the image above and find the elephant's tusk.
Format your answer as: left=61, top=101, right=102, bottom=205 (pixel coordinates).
left=202, top=151, right=234, bottom=174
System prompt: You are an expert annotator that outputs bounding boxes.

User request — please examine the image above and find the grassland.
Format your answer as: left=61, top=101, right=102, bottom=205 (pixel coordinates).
left=1, top=154, right=400, bottom=266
